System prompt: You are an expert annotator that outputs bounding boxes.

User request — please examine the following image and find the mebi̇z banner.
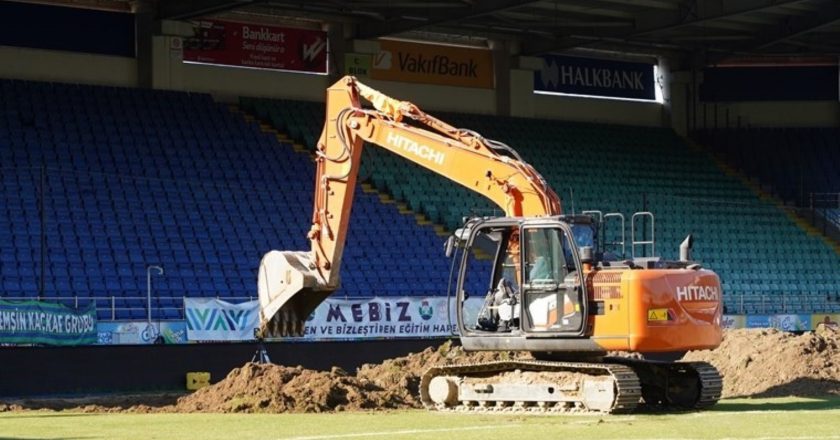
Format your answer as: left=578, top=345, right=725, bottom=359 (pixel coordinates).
left=293, top=296, right=459, bottom=340
left=0, top=300, right=97, bottom=346
left=185, top=298, right=259, bottom=341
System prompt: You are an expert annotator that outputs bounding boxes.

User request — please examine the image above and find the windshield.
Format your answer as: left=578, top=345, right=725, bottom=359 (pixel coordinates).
left=571, top=224, right=595, bottom=249
left=523, top=228, right=574, bottom=286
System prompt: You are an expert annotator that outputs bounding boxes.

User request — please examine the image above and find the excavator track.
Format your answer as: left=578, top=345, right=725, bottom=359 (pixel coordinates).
left=605, top=358, right=722, bottom=411
left=419, top=360, right=642, bottom=414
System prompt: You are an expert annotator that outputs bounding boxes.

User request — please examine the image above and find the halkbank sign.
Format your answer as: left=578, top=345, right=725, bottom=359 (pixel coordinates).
left=536, top=54, right=656, bottom=100
left=371, top=39, right=494, bottom=89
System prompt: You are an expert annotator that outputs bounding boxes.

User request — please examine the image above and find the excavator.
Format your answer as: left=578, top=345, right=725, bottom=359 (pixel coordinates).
left=257, top=75, right=723, bottom=414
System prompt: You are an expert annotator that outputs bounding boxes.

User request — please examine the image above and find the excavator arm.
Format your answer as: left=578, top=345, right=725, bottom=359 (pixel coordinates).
left=258, top=76, right=561, bottom=338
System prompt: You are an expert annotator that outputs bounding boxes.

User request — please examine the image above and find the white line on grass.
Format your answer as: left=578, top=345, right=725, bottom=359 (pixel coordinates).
left=620, top=437, right=840, bottom=440
left=279, top=424, right=521, bottom=440
left=690, top=409, right=840, bottom=417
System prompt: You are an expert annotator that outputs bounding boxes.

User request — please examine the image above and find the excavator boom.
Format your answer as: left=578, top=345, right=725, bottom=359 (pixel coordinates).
left=258, top=76, right=560, bottom=337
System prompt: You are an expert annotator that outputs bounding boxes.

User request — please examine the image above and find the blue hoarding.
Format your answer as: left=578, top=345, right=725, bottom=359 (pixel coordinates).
left=0, top=2, right=135, bottom=57
left=701, top=66, right=838, bottom=102
left=535, top=54, right=656, bottom=100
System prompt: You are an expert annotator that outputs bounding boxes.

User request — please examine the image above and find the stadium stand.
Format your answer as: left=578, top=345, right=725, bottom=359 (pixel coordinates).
left=0, top=79, right=485, bottom=320
left=241, top=97, right=840, bottom=315
left=696, top=128, right=840, bottom=205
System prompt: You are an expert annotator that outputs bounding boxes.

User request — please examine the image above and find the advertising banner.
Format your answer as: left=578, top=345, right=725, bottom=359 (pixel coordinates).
left=811, top=314, right=840, bottom=331
left=721, top=315, right=746, bottom=329
left=745, top=315, right=771, bottom=328
left=97, top=321, right=187, bottom=345
left=288, top=296, right=463, bottom=341
left=535, top=54, right=656, bottom=100
left=345, top=53, right=372, bottom=77
left=768, top=314, right=812, bottom=332
left=746, top=314, right=813, bottom=331
left=371, top=40, right=494, bottom=88
left=184, top=20, right=327, bottom=73
left=185, top=298, right=259, bottom=342
left=0, top=300, right=96, bottom=346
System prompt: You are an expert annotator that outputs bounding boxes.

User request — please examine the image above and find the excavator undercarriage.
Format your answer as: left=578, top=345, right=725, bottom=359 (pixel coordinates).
left=420, top=358, right=721, bottom=414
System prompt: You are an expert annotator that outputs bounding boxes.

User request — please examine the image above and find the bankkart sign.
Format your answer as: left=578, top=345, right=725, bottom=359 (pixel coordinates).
left=184, top=20, right=327, bottom=73
left=535, top=54, right=656, bottom=100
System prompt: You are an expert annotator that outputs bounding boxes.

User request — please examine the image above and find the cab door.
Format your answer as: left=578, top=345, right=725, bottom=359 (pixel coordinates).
left=455, top=219, right=523, bottom=336
left=519, top=223, right=588, bottom=336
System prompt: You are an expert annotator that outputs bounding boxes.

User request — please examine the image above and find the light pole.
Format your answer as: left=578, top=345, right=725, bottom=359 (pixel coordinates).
left=146, top=265, right=164, bottom=333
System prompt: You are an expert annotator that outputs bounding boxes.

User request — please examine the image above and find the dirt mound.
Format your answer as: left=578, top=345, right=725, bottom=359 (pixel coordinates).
left=684, top=327, right=840, bottom=398
left=174, top=363, right=403, bottom=413
left=175, top=341, right=528, bottom=413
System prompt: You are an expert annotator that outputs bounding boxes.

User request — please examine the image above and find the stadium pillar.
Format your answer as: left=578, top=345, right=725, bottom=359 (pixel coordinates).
left=325, top=22, right=349, bottom=84
left=132, top=0, right=156, bottom=89
left=490, top=40, right=512, bottom=117
left=150, top=29, right=187, bottom=91
left=510, top=56, right=541, bottom=118
left=658, top=56, right=673, bottom=130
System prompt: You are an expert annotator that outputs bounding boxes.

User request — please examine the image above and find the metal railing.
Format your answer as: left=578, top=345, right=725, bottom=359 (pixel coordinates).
left=0, top=295, right=257, bottom=321
left=3, top=293, right=838, bottom=320
left=809, top=192, right=840, bottom=210
left=723, top=293, right=840, bottom=315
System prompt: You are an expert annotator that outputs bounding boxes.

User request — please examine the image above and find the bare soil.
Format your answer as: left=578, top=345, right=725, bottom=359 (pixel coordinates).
left=683, top=326, right=840, bottom=398
left=3, top=327, right=838, bottom=413
left=175, top=340, right=527, bottom=412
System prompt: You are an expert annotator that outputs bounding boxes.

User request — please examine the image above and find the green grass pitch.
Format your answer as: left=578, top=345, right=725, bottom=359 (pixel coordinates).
left=1, top=397, right=838, bottom=440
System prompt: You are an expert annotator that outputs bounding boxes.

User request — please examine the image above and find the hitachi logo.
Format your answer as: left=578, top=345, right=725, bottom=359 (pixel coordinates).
left=676, top=286, right=720, bottom=302
left=386, top=132, right=445, bottom=165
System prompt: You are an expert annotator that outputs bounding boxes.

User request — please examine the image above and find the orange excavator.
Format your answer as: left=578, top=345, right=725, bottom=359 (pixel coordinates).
left=257, top=76, right=723, bottom=413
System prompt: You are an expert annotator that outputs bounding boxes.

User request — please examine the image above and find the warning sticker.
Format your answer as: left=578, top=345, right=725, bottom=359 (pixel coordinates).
left=648, top=308, right=669, bottom=322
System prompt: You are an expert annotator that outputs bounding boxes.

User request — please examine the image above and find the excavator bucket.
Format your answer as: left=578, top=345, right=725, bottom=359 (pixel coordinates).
left=257, top=250, right=335, bottom=338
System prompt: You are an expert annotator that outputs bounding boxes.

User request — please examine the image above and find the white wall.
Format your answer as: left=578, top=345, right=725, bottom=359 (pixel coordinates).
left=181, top=62, right=330, bottom=103
left=509, top=69, right=535, bottom=117
left=0, top=45, right=136, bottom=87
left=532, top=93, right=663, bottom=127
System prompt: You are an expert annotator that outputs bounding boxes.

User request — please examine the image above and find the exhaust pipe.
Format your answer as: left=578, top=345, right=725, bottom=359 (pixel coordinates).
left=679, top=234, right=693, bottom=262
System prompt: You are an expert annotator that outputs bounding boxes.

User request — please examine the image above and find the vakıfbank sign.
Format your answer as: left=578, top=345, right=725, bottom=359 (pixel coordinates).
left=371, top=40, right=494, bottom=89
left=0, top=300, right=97, bottom=346
left=536, top=54, right=655, bottom=100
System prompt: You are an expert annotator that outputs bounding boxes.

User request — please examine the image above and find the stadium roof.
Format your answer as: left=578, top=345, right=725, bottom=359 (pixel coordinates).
left=27, top=0, right=840, bottom=63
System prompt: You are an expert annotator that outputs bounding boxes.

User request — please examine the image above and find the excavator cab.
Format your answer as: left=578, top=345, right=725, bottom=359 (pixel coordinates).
left=451, top=216, right=600, bottom=352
